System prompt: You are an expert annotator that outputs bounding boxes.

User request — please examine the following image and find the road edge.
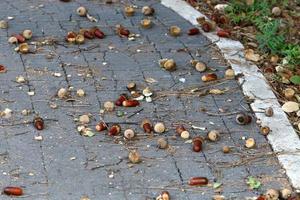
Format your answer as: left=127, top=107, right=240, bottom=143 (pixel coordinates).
left=161, top=0, right=300, bottom=191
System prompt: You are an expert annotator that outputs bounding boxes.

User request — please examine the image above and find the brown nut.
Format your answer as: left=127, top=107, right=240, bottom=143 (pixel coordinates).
left=222, top=146, right=230, bottom=153
left=201, top=73, right=218, bottom=82
left=188, top=177, right=208, bottom=186
left=95, top=122, right=107, bottom=132
left=141, top=119, right=153, bottom=133
left=192, top=136, right=203, bottom=152
left=124, top=6, right=135, bottom=16
left=207, top=130, right=220, bottom=142
left=157, top=137, right=168, bottom=149
left=66, top=31, right=76, bottom=43
left=160, top=191, right=170, bottom=200
left=175, top=125, right=186, bottom=136
left=75, top=34, right=85, bottom=44
left=280, top=188, right=292, bottom=199
left=115, top=94, right=127, bottom=106
left=108, top=124, right=121, bottom=136
left=140, top=19, right=152, bottom=29
left=126, top=82, right=136, bottom=91
left=169, top=26, right=181, bottom=37
left=128, top=150, right=141, bottom=164
left=91, top=27, right=105, bottom=39
left=260, top=126, right=270, bottom=136
left=15, top=34, right=26, bottom=43
left=34, top=116, right=44, bottom=130
left=235, top=113, right=252, bottom=125
left=188, top=28, right=200, bottom=35
left=142, top=6, right=155, bottom=16
left=245, top=138, right=256, bottom=149
left=3, top=186, right=23, bottom=196
left=265, top=107, right=274, bottom=117
left=116, top=24, right=130, bottom=37
left=163, top=59, right=176, bottom=71
left=19, top=43, right=29, bottom=54
left=83, top=30, right=94, bottom=39
left=122, top=100, right=139, bottom=107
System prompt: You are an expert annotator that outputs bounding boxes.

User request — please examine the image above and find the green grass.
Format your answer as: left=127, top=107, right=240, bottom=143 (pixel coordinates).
left=225, top=0, right=300, bottom=68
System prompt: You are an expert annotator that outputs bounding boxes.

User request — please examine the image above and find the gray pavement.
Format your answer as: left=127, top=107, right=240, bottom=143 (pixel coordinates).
left=0, top=0, right=292, bottom=199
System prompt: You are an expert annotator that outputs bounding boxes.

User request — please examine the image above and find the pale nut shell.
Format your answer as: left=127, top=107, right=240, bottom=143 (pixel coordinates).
left=207, top=130, right=220, bottom=142
left=195, top=62, right=206, bottom=72
left=76, top=89, right=85, bottom=97
left=154, top=122, right=165, bottom=133
left=142, top=6, right=154, bottom=16
left=169, top=26, right=181, bottom=36
left=142, top=87, right=153, bottom=97
left=79, top=114, right=90, bottom=124
left=22, top=29, right=32, bottom=40
left=140, top=19, right=152, bottom=29
left=8, top=36, right=18, bottom=44
left=265, top=189, right=279, bottom=200
left=280, top=188, right=292, bottom=199
left=124, top=129, right=135, bottom=139
left=0, top=20, right=8, bottom=29
left=104, top=101, right=115, bottom=112
left=157, top=137, right=168, bottom=149
left=272, top=7, right=281, bottom=17
left=16, top=76, right=26, bottom=83
left=77, top=6, right=87, bottom=16
left=245, top=138, right=255, bottom=149
left=283, top=88, right=295, bottom=99
left=225, top=69, right=235, bottom=79
left=19, top=43, right=29, bottom=54
left=57, top=88, right=68, bottom=99
left=128, top=150, right=141, bottom=164
left=180, top=131, right=190, bottom=139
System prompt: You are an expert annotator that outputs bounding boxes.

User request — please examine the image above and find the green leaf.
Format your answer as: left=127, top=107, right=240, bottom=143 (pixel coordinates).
left=247, top=176, right=261, bottom=189
left=290, top=75, right=300, bottom=85
left=84, top=130, right=95, bottom=137
left=213, top=182, right=222, bottom=189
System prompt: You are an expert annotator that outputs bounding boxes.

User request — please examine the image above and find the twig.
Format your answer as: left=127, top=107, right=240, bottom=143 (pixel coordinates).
left=127, top=108, right=144, bottom=119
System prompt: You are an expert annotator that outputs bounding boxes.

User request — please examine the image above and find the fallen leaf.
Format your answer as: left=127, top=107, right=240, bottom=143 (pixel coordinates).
left=290, top=75, right=300, bottom=85
left=282, top=101, right=299, bottom=113
left=145, top=77, right=157, bottom=83
left=209, top=89, right=225, bottom=95
left=213, top=182, right=222, bottom=189
left=244, top=49, right=260, bottom=62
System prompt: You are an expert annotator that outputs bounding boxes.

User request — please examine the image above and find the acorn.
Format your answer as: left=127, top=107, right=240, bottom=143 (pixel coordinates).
left=15, top=34, right=26, bottom=43
left=126, top=82, right=136, bottom=91
left=181, top=131, right=190, bottom=139
left=190, top=59, right=199, bottom=67
left=77, top=6, right=87, bottom=17
left=8, top=36, right=18, bottom=44
left=83, top=30, right=94, bottom=39
left=260, top=126, right=270, bottom=136
left=0, top=65, right=6, bottom=73
left=141, top=119, right=153, bottom=133
left=115, top=94, right=127, bottom=106
left=142, top=6, right=154, bottom=16
left=34, top=116, right=44, bottom=130
left=207, top=130, right=220, bottom=142
left=222, top=146, right=230, bottom=153
left=265, top=189, right=279, bottom=200
left=188, top=177, right=208, bottom=186
left=22, top=29, right=32, bottom=40
left=217, top=29, right=230, bottom=38
left=201, top=73, right=218, bottom=82
left=57, top=88, right=68, bottom=99
left=128, top=150, right=141, bottom=164
left=122, top=100, right=139, bottom=107
left=272, top=7, right=281, bottom=17
left=193, top=136, right=203, bottom=152
left=91, top=27, right=105, bottom=39
left=195, top=62, right=207, bottom=72
left=163, top=59, right=176, bottom=71
left=116, top=24, right=130, bottom=37
left=154, top=122, right=165, bottom=133
left=0, top=20, right=8, bottom=29
left=225, top=69, right=235, bottom=79
left=124, top=6, right=135, bottom=16
left=280, top=188, right=292, bottom=199
left=124, top=129, right=135, bottom=139
left=265, top=107, right=274, bottom=117
left=104, top=101, right=115, bottom=112
left=108, top=124, right=121, bottom=136
left=140, top=19, right=152, bottom=29
left=245, top=138, right=256, bottom=149
left=157, top=137, right=168, bottom=149
left=235, top=113, right=252, bottom=125
left=76, top=89, right=85, bottom=97
left=95, top=122, right=107, bottom=132
left=160, top=191, right=170, bottom=200
left=66, top=31, right=76, bottom=43
left=188, top=28, right=200, bottom=35
left=201, top=21, right=212, bottom=32
left=169, top=26, right=181, bottom=37
left=283, top=88, right=295, bottom=100
left=175, top=125, right=186, bottom=136
left=75, top=34, right=85, bottom=44
left=3, top=186, right=23, bottom=196
left=19, top=43, right=29, bottom=54
left=79, top=114, right=90, bottom=124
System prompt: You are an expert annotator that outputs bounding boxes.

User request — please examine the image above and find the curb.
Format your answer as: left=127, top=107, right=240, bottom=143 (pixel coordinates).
left=161, top=0, right=300, bottom=191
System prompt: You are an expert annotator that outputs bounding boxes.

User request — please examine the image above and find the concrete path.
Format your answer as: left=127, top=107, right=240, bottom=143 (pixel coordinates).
left=0, top=0, right=292, bottom=199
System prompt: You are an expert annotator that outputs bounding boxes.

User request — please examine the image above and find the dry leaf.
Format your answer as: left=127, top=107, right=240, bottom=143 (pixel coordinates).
left=145, top=77, right=157, bottom=83
left=209, top=89, right=225, bottom=95
left=244, top=49, right=260, bottom=62
left=282, top=101, right=299, bottom=113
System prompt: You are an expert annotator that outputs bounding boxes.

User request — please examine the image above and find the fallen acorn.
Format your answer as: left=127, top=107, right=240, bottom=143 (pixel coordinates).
left=104, top=101, right=115, bottom=112
left=116, top=24, right=130, bottom=37
left=280, top=188, right=292, bottom=199
left=77, top=6, right=87, bottom=17
left=8, top=36, right=18, bottom=44
left=188, top=177, right=208, bottom=186
left=140, top=19, right=152, bottom=29
left=207, top=130, right=220, bottom=142
left=14, top=34, right=26, bottom=43
left=188, top=28, right=200, bottom=35
left=22, top=29, right=32, bottom=40
left=76, top=89, right=85, bottom=97
left=190, top=59, right=199, bottom=67
left=124, top=129, right=135, bottom=139
left=266, top=189, right=279, bottom=200
left=108, top=124, right=121, bottom=136
left=122, top=100, right=139, bottom=107
left=66, top=32, right=76, bottom=43
left=156, top=191, right=170, bottom=200
left=181, top=131, right=190, bottom=139
left=75, top=34, right=85, bottom=44
left=142, top=6, right=155, bottom=16
left=245, top=138, right=256, bottom=149
left=201, top=21, right=214, bottom=32
left=201, top=73, right=218, bottom=82
left=265, top=107, right=274, bottom=117
left=195, top=62, right=207, bottom=72
left=57, top=88, right=68, bottom=99
left=225, top=68, right=235, bottom=79
left=157, top=137, right=168, bottom=149
left=163, top=59, right=176, bottom=71
left=169, top=26, right=181, bottom=37
left=34, top=116, right=44, bottom=130
left=83, top=30, right=94, bottom=39
left=95, top=122, right=107, bottom=132
left=260, top=126, right=270, bottom=136
left=19, top=43, right=29, bottom=54
left=3, top=186, right=23, bottom=196
left=222, top=146, right=230, bottom=153
left=141, top=119, right=153, bottom=133
left=126, top=82, right=136, bottom=91
left=128, top=150, right=141, bottom=164
left=175, top=125, right=186, bottom=136
left=91, top=27, right=105, bottom=39
left=115, top=94, right=127, bottom=106
left=217, top=29, right=230, bottom=38
left=79, top=114, right=90, bottom=124
left=193, top=136, right=203, bottom=152
left=154, top=122, right=165, bottom=133
left=124, top=6, right=135, bottom=17
left=283, top=88, right=295, bottom=100
left=235, top=113, right=252, bottom=125
left=0, top=65, right=7, bottom=73
left=0, top=20, right=8, bottom=29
